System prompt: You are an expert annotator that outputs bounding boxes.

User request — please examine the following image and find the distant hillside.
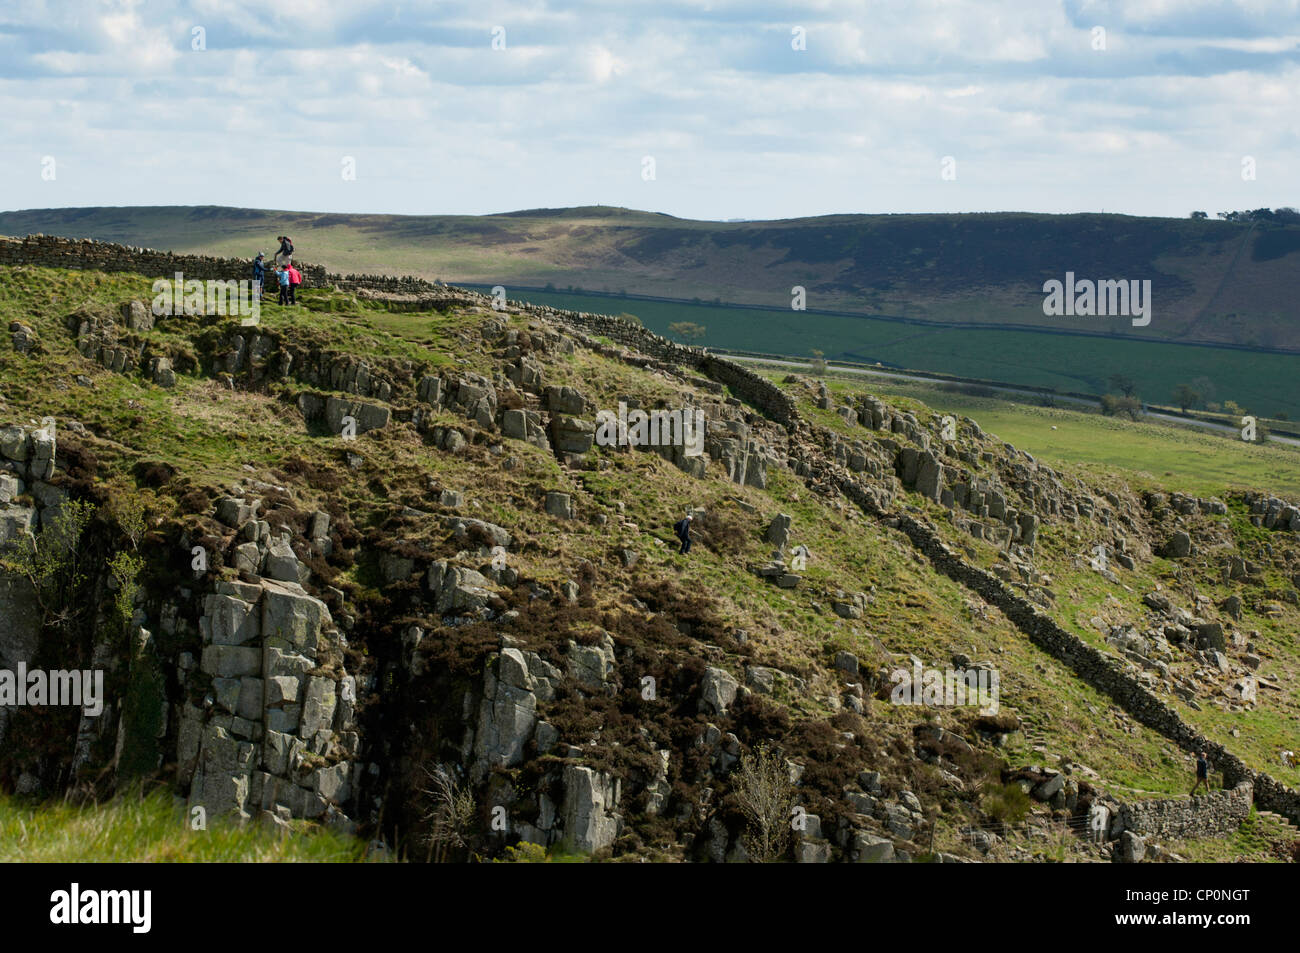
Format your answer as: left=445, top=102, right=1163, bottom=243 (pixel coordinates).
left=3, top=205, right=1299, bottom=351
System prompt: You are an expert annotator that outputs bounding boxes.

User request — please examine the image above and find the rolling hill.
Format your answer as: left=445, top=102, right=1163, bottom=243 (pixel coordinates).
left=3, top=204, right=1299, bottom=351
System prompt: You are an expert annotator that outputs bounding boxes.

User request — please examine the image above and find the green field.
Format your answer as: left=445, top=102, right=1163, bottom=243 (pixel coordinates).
left=802, top=374, right=1300, bottom=497
left=471, top=285, right=1300, bottom=421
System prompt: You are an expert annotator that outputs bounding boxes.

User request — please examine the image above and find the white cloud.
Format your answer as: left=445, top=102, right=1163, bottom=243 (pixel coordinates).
left=0, top=0, right=1298, bottom=219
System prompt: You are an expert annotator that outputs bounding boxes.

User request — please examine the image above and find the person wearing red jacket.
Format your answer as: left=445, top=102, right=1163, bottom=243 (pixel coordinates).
left=287, top=263, right=302, bottom=305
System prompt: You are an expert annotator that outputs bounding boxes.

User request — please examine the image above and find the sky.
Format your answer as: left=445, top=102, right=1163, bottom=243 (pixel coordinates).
left=1, top=0, right=1298, bottom=222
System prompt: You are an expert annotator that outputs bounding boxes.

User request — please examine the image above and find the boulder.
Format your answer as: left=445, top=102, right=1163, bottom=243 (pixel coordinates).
left=1118, top=830, right=1146, bottom=864
left=915, top=451, right=943, bottom=501
left=853, top=832, right=895, bottom=863
left=566, top=632, right=616, bottom=689
left=834, top=651, right=859, bottom=676
left=149, top=356, right=176, bottom=387
left=215, top=496, right=257, bottom=528
left=200, top=644, right=262, bottom=678
left=1163, top=531, right=1192, bottom=559
left=544, top=385, right=588, bottom=416
left=444, top=517, right=512, bottom=549
left=545, top=491, right=574, bottom=520
left=699, top=666, right=738, bottom=715
left=300, top=676, right=338, bottom=737
left=1195, top=622, right=1226, bottom=652
left=122, top=300, right=153, bottom=331
left=549, top=415, right=595, bottom=454
left=427, top=560, right=497, bottom=615
left=262, top=537, right=309, bottom=586
left=0, top=473, right=21, bottom=504
left=765, top=513, right=792, bottom=549
left=417, top=376, right=444, bottom=405
left=204, top=593, right=260, bottom=645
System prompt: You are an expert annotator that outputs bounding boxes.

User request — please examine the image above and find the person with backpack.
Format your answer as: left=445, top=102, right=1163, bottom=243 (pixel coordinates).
left=276, top=265, right=291, bottom=305
left=673, top=513, right=693, bottom=555
left=252, top=252, right=265, bottom=301
left=1191, top=750, right=1211, bottom=795
left=287, top=262, right=302, bottom=304
left=274, top=235, right=294, bottom=266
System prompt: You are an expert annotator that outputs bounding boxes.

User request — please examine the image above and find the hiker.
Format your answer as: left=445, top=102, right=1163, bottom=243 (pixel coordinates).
left=673, top=514, right=693, bottom=555
left=287, top=262, right=302, bottom=305
left=1191, top=750, right=1211, bottom=795
left=276, top=265, right=291, bottom=305
left=274, top=235, right=294, bottom=267
left=1282, top=750, right=1295, bottom=768
left=252, top=253, right=265, bottom=301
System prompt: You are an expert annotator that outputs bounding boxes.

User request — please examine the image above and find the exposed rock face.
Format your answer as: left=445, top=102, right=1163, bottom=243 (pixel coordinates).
left=263, top=536, right=310, bottom=585
left=545, top=385, right=588, bottom=416
left=566, top=631, right=616, bottom=690
left=1, top=424, right=55, bottom=484
left=0, top=505, right=36, bottom=550
left=562, top=764, right=622, bottom=853
left=501, top=408, right=550, bottom=448
left=427, top=560, right=498, bottom=616
left=185, top=580, right=356, bottom=827
left=469, top=648, right=537, bottom=783
left=0, top=572, right=41, bottom=746
left=550, top=414, right=596, bottom=454
left=324, top=396, right=391, bottom=435
left=452, top=379, right=498, bottom=429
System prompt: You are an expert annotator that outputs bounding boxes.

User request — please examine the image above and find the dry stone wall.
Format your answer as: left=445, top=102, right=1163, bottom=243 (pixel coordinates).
left=1118, top=782, right=1252, bottom=839
left=0, top=235, right=327, bottom=286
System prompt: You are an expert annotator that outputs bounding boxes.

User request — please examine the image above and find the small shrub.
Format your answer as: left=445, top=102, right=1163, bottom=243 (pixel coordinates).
left=983, top=781, right=1032, bottom=827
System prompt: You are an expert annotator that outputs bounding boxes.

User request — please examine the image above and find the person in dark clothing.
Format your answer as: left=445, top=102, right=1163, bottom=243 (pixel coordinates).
left=673, top=514, right=693, bottom=555
left=252, top=253, right=265, bottom=300
left=1191, top=750, right=1210, bottom=795
left=274, top=235, right=294, bottom=267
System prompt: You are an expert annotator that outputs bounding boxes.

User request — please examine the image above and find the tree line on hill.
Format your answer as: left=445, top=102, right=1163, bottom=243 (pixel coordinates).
left=1189, top=207, right=1300, bottom=224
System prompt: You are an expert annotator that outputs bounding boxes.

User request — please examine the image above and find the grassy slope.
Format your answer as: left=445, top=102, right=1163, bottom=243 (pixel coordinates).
left=789, top=374, right=1300, bottom=795
left=2, top=263, right=1297, bottom=859
left=0, top=790, right=378, bottom=862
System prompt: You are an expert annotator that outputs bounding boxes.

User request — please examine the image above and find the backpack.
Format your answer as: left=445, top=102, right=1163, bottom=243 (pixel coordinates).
left=673, top=518, right=690, bottom=538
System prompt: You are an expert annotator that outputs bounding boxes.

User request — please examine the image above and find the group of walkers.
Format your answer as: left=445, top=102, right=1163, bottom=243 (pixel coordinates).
left=251, top=235, right=300, bottom=305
